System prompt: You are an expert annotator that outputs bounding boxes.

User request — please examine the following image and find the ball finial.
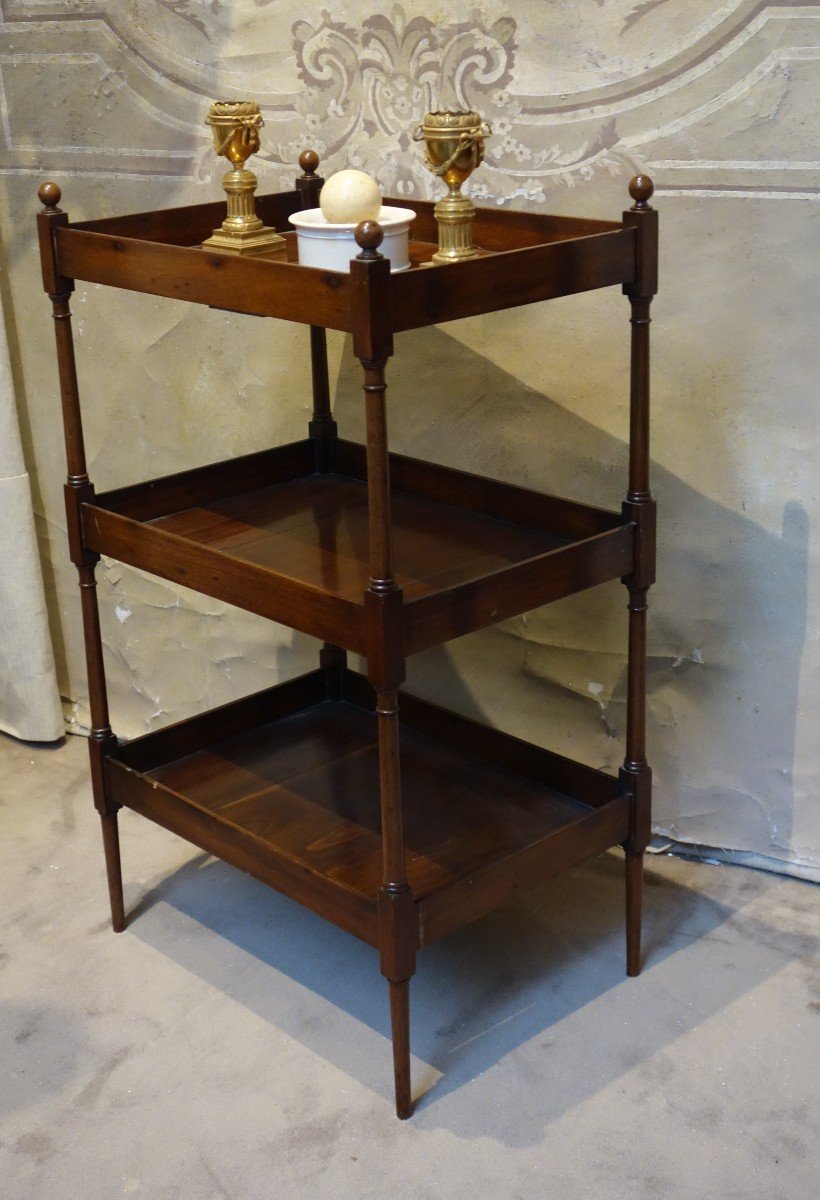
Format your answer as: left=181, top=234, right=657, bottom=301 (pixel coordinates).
left=355, top=222, right=384, bottom=256
left=38, top=181, right=62, bottom=210
left=299, top=149, right=320, bottom=176
left=354, top=220, right=384, bottom=257
left=628, top=175, right=654, bottom=208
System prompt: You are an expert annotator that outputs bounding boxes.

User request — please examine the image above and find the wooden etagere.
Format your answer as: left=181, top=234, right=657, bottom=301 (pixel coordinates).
left=37, top=157, right=657, bottom=1119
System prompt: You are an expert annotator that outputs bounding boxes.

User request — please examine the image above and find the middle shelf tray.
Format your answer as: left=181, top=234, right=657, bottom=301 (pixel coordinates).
left=83, top=437, right=634, bottom=655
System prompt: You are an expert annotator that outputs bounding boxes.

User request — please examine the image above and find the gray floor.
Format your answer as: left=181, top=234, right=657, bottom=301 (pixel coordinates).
left=1, top=731, right=817, bottom=1200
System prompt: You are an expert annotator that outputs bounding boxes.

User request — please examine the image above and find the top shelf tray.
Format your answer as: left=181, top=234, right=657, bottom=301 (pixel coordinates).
left=53, top=190, right=637, bottom=331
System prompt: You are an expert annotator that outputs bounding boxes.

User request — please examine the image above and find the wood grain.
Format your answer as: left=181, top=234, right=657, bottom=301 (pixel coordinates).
left=69, top=189, right=305, bottom=246
left=84, top=450, right=634, bottom=655
left=55, top=203, right=635, bottom=332
left=391, top=228, right=636, bottom=329
left=108, top=680, right=624, bottom=920
left=55, top=227, right=352, bottom=328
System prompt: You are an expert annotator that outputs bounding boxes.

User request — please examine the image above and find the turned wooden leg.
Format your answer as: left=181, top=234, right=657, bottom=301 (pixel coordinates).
left=625, top=849, right=644, bottom=976
left=620, top=188, right=657, bottom=981
left=389, top=978, right=412, bottom=1119
left=40, top=257, right=127, bottom=937
left=358, top=328, right=416, bottom=1118
left=100, top=810, right=125, bottom=932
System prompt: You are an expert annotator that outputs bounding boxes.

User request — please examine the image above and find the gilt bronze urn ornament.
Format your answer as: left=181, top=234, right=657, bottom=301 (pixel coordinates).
left=202, top=100, right=287, bottom=258
left=413, top=110, right=491, bottom=264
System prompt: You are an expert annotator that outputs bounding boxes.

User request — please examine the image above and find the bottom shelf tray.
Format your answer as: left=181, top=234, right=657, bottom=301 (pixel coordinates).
left=107, top=669, right=632, bottom=947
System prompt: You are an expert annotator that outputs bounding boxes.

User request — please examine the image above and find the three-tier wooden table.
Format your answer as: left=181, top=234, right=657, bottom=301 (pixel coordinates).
left=37, top=156, right=657, bottom=1118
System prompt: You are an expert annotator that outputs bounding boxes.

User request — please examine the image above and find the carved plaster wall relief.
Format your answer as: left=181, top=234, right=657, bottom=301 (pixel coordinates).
left=2, top=3, right=816, bottom=197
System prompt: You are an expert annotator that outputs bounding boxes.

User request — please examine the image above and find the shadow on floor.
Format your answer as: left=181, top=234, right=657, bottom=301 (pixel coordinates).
left=122, top=840, right=799, bottom=1144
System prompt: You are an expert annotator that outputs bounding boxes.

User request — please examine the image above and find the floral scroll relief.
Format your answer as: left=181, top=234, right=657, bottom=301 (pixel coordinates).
left=266, top=5, right=629, bottom=204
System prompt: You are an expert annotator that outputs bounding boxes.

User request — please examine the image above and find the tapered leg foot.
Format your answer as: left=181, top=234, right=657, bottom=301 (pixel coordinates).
left=625, top=849, right=644, bottom=976
left=389, top=979, right=412, bottom=1119
left=100, top=812, right=126, bottom=932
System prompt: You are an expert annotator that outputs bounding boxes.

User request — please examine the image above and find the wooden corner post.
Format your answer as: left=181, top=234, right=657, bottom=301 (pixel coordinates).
left=296, top=151, right=346, bottom=688
left=620, top=175, right=658, bottom=977
left=37, top=182, right=125, bottom=933
left=351, top=221, right=416, bottom=1118
left=296, top=151, right=337, bottom=470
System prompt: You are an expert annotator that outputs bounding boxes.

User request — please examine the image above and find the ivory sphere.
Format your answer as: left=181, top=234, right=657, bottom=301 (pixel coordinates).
left=319, top=169, right=382, bottom=224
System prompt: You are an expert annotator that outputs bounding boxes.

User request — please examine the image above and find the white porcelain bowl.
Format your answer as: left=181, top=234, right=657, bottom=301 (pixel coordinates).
left=290, top=205, right=416, bottom=273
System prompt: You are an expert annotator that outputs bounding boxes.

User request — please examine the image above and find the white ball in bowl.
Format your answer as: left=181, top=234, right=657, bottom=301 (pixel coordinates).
left=319, top=169, right=382, bottom=224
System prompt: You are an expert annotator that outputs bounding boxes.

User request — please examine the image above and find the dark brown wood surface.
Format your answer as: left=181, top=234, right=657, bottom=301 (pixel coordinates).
left=38, top=182, right=126, bottom=933
left=334, top=440, right=625, bottom=539
left=108, top=679, right=626, bottom=923
left=392, top=228, right=635, bottom=329
left=82, top=498, right=367, bottom=652
left=69, top=188, right=620, bottom=250
left=343, top=672, right=627, bottom=810
left=93, top=473, right=563, bottom=598
left=96, top=439, right=316, bottom=522
left=405, top=524, right=634, bottom=652
left=418, top=796, right=630, bottom=945
left=107, top=750, right=380, bottom=946
left=69, top=189, right=305, bottom=245
left=116, top=669, right=328, bottom=772
left=101, top=438, right=623, bottom=538
left=619, top=176, right=658, bottom=976
left=396, top=197, right=623, bottom=248
left=54, top=200, right=636, bottom=333
left=55, top=227, right=352, bottom=328
left=83, top=461, right=634, bottom=655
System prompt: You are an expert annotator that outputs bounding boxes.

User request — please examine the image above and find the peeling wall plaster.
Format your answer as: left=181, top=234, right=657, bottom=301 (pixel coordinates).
left=1, top=1, right=818, bottom=872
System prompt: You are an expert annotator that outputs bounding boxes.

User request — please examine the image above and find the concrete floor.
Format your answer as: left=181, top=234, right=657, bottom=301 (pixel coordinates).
left=1, top=731, right=818, bottom=1200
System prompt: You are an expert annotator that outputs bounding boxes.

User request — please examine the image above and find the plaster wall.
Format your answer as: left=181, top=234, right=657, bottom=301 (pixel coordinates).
left=1, top=1, right=818, bottom=873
